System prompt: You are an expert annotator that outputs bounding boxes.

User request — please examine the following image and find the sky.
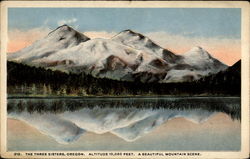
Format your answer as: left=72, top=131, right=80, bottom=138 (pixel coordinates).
left=8, top=8, right=241, bottom=65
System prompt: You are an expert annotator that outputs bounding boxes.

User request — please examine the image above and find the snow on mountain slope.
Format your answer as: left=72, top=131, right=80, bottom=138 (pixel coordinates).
left=37, top=38, right=169, bottom=81
left=8, top=108, right=216, bottom=143
left=111, top=32, right=227, bottom=80
left=162, top=46, right=228, bottom=82
left=8, top=25, right=90, bottom=63
left=7, top=25, right=228, bottom=83
left=183, top=46, right=227, bottom=72
left=112, top=30, right=182, bottom=63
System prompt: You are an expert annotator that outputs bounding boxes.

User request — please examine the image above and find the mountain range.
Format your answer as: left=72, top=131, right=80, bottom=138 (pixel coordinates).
left=8, top=25, right=228, bottom=83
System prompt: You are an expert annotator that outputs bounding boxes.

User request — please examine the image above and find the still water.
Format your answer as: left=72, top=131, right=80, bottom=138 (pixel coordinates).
left=7, top=97, right=241, bottom=151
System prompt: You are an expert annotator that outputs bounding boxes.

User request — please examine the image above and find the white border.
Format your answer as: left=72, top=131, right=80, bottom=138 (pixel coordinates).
left=0, top=1, right=249, bottom=158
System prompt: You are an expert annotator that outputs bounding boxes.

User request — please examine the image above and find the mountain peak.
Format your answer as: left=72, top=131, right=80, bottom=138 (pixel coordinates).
left=112, top=29, right=179, bottom=63
left=190, top=46, right=204, bottom=51
left=121, top=29, right=134, bottom=33
left=185, top=46, right=210, bottom=57
left=8, top=25, right=90, bottom=62
left=57, top=24, right=72, bottom=31
left=121, top=29, right=141, bottom=35
left=113, top=29, right=146, bottom=40
left=183, top=46, right=228, bottom=71
left=48, top=24, right=73, bottom=35
left=58, top=24, right=70, bottom=28
left=47, top=25, right=90, bottom=43
left=112, top=29, right=163, bottom=51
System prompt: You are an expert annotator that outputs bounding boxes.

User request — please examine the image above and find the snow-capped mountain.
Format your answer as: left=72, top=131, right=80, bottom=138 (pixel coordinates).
left=112, top=29, right=182, bottom=64
left=8, top=25, right=90, bottom=63
left=183, top=46, right=227, bottom=71
left=163, top=46, right=228, bottom=82
left=7, top=25, right=228, bottom=83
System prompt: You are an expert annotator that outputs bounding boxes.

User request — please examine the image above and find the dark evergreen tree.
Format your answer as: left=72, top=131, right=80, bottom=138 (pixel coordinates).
left=7, top=61, right=241, bottom=96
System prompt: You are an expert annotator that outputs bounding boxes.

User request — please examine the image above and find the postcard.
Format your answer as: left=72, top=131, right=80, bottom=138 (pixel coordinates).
left=0, top=1, right=249, bottom=158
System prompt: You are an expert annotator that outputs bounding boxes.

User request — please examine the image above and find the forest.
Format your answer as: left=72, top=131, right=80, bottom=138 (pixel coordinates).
left=7, top=61, right=241, bottom=96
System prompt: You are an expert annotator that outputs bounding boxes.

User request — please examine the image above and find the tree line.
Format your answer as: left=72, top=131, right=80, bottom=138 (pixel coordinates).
left=7, top=61, right=241, bottom=96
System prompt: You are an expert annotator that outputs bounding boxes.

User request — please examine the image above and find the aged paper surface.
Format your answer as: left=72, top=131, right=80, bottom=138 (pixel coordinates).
left=0, top=1, right=249, bottom=158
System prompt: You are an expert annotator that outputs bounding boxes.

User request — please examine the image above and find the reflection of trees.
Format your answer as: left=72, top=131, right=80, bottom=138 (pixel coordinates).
left=17, top=100, right=25, bottom=112
left=7, top=97, right=240, bottom=120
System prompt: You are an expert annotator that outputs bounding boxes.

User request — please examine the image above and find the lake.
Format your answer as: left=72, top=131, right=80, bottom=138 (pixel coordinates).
left=7, top=97, right=241, bottom=151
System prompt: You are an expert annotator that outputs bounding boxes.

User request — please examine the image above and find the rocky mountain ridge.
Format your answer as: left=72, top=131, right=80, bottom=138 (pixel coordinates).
left=8, top=25, right=228, bottom=83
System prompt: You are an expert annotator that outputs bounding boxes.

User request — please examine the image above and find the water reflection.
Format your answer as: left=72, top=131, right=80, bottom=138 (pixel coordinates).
left=8, top=97, right=240, bottom=144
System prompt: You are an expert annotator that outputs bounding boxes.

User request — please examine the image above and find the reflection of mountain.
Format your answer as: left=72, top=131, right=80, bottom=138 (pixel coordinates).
left=8, top=25, right=227, bottom=83
left=9, top=112, right=85, bottom=144
left=7, top=97, right=240, bottom=144
left=8, top=107, right=216, bottom=143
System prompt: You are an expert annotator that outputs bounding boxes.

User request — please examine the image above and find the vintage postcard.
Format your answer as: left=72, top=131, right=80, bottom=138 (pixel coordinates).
left=0, top=1, right=249, bottom=158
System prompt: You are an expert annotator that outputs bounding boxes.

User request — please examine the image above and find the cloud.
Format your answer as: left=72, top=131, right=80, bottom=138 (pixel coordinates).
left=57, top=18, right=78, bottom=26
